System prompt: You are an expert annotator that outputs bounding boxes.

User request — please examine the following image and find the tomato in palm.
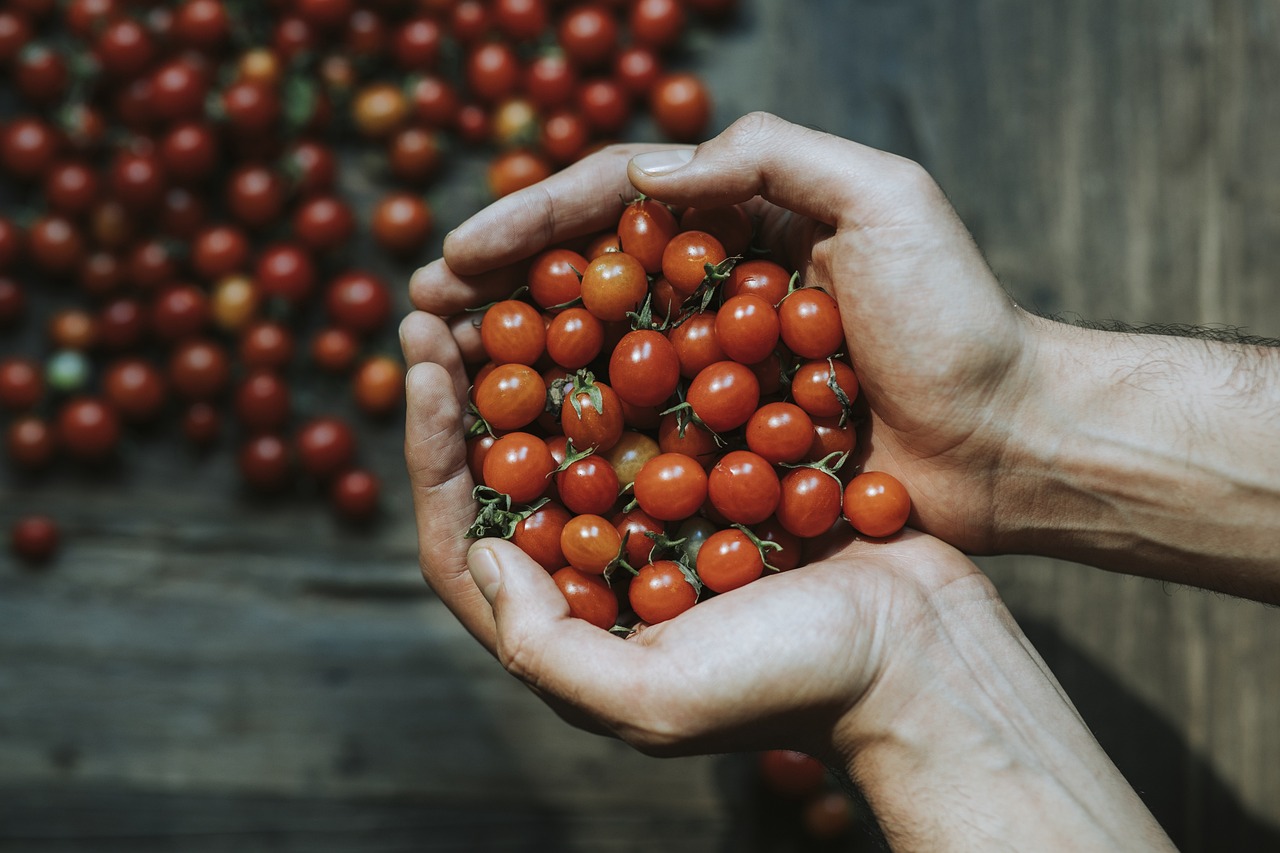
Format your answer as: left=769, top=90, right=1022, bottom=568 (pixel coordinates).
left=580, top=251, right=648, bottom=322
left=843, top=471, right=912, bottom=538
left=779, top=287, right=844, bottom=360
left=546, top=307, right=604, bottom=369
left=633, top=452, right=707, bottom=521
left=553, top=567, right=618, bottom=630
left=613, top=506, right=663, bottom=567
left=513, top=501, right=572, bottom=571
left=475, top=363, right=546, bottom=432
left=715, top=294, right=779, bottom=365
left=753, top=517, right=804, bottom=571
left=617, top=198, right=679, bottom=275
left=656, top=413, right=718, bottom=469
left=775, top=466, right=843, bottom=539
left=686, top=360, right=759, bottom=433
left=528, top=248, right=587, bottom=309
left=561, top=379, right=624, bottom=452
left=560, top=513, right=622, bottom=574
left=745, top=402, right=814, bottom=465
left=681, top=205, right=753, bottom=258
left=807, top=414, right=856, bottom=462
left=651, top=73, right=712, bottom=143
left=696, top=527, right=764, bottom=593
left=661, top=229, right=725, bottom=295
left=791, top=359, right=859, bottom=418
left=630, top=560, right=698, bottom=624
left=723, top=258, right=789, bottom=306
left=484, top=431, right=556, bottom=504
left=556, top=453, right=620, bottom=516
left=667, top=310, right=724, bottom=378
left=608, top=330, right=680, bottom=408
left=707, top=450, right=780, bottom=525
left=481, top=300, right=546, bottom=365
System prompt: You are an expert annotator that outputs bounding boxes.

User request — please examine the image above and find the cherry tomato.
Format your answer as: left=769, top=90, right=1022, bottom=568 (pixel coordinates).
left=409, top=75, right=461, bottom=128
left=633, top=452, right=707, bottom=521
left=294, top=195, right=356, bottom=252
left=723, top=258, right=789, bottom=305
left=211, top=274, right=259, bottom=333
left=11, top=515, right=59, bottom=565
left=616, top=198, right=679, bottom=274
left=0, top=358, right=43, bottom=411
left=580, top=251, right=647, bottom=322
left=476, top=363, right=546, bottom=431
left=234, top=371, right=290, bottom=433
left=667, top=310, right=723, bottom=378
left=388, top=127, right=443, bottom=185
left=553, top=567, right=618, bottom=629
left=481, top=300, right=546, bottom=365
left=759, top=750, right=826, bottom=798
left=483, top=431, right=556, bottom=504
left=753, top=517, right=804, bottom=571
left=661, top=229, right=725, bottom=295
left=151, top=283, right=210, bottom=343
left=779, top=287, right=844, bottom=360
left=843, top=471, right=911, bottom=538
left=29, top=216, right=85, bottom=277
left=651, top=73, right=711, bottom=142
left=614, top=45, right=661, bottom=99
left=807, top=414, right=856, bottom=462
left=354, top=356, right=405, bottom=417
left=746, top=402, right=814, bottom=464
left=150, top=58, right=210, bottom=123
left=372, top=192, right=434, bottom=256
left=540, top=110, right=591, bottom=165
left=284, top=140, right=338, bottom=197
left=467, top=41, right=521, bottom=103
left=193, top=225, right=250, bottom=280
left=578, top=78, right=630, bottom=134
left=556, top=453, right=620, bottom=516
left=221, top=79, right=280, bottom=134
left=558, top=4, right=618, bottom=68
left=791, top=359, right=859, bottom=418
left=97, top=298, right=147, bottom=352
left=296, top=417, right=356, bottom=480
left=227, top=165, right=287, bottom=230
left=58, top=397, right=120, bottom=461
left=169, top=339, right=230, bottom=401
left=47, top=311, right=97, bottom=351
left=630, top=0, right=685, bottom=51
left=240, top=321, right=294, bottom=371
left=0, top=13, right=31, bottom=64
left=681, top=205, right=753, bottom=258
left=487, top=149, right=552, bottom=198
left=775, top=466, right=842, bottom=538
left=802, top=791, right=856, bottom=840
left=182, top=402, right=220, bottom=446
left=526, top=53, right=577, bottom=109
left=630, top=560, right=697, bottom=623
left=1, top=118, right=61, bottom=181
left=352, top=82, right=409, bottom=138
left=325, top=270, right=390, bottom=335
left=513, top=501, right=572, bottom=571
left=173, top=0, right=231, bottom=51
left=44, top=161, right=99, bottom=217
left=256, top=243, right=316, bottom=305
left=394, top=17, right=443, bottom=71
left=686, top=360, right=759, bottom=433
left=7, top=415, right=57, bottom=470
left=239, top=434, right=292, bottom=492
left=546, top=307, right=604, bottom=369
left=95, top=19, right=155, bottom=79
left=656, top=413, right=717, bottom=468
left=715, top=294, right=779, bottom=365
left=561, top=379, right=624, bottom=452
left=560, top=513, right=621, bottom=573
left=295, top=0, right=352, bottom=30
left=528, top=248, right=587, bottom=309
left=697, top=527, right=764, bottom=593
left=613, top=506, right=663, bottom=567
left=103, top=359, right=167, bottom=423
left=607, top=330, right=680, bottom=408
left=310, top=327, right=358, bottom=374
left=707, top=450, right=780, bottom=525
left=331, top=468, right=380, bottom=521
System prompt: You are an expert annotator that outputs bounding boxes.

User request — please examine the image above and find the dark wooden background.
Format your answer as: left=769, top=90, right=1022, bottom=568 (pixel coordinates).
left=4, top=0, right=1280, bottom=850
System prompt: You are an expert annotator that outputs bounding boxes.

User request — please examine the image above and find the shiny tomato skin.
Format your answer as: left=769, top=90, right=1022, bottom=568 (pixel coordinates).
left=633, top=452, right=707, bottom=521
left=681, top=205, right=753, bottom=258
left=558, top=4, right=618, bottom=68
left=553, top=567, right=618, bottom=629
left=656, top=413, right=718, bottom=469
left=779, top=287, right=844, bottom=360
left=0, top=358, right=43, bottom=411
left=603, top=430, right=661, bottom=489
left=608, top=330, right=680, bottom=408
left=528, top=248, right=588, bottom=309
left=843, top=471, right=912, bottom=538
left=239, top=434, right=292, bottom=492
left=526, top=53, right=577, bottom=109
left=707, top=450, right=780, bottom=525
left=169, top=339, right=230, bottom=401
left=467, top=41, right=521, bottom=103
left=715, top=294, right=779, bottom=365
left=475, top=363, right=546, bottom=432
left=483, top=431, right=556, bottom=504
left=630, top=560, right=697, bottom=624
left=6, top=416, right=57, bottom=470
left=560, top=512, right=622, bottom=573
left=651, top=72, right=711, bottom=142
left=353, top=356, right=405, bottom=418
left=806, top=414, right=857, bottom=462
left=696, top=527, right=764, bottom=593
left=630, top=0, right=685, bottom=50
left=255, top=243, right=316, bottom=305
left=668, top=310, right=723, bottom=378
left=776, top=467, right=843, bottom=539
left=661, top=229, right=725, bottom=295
left=686, top=360, right=759, bottom=433
left=746, top=402, right=815, bottom=465
left=513, top=501, right=572, bottom=571
left=617, top=198, right=679, bottom=274
left=561, top=381, right=624, bottom=452
left=240, top=321, right=294, bottom=372
left=234, top=371, right=290, bottom=433
left=724, top=258, right=789, bottom=306
left=481, top=300, right=546, bottom=365
left=614, top=45, right=661, bottom=99
left=487, top=149, right=552, bottom=198
left=545, top=307, right=604, bottom=370
left=791, top=359, right=859, bottom=419
left=580, top=251, right=648, bottom=322
left=556, top=453, right=620, bottom=516
left=613, top=506, right=664, bottom=567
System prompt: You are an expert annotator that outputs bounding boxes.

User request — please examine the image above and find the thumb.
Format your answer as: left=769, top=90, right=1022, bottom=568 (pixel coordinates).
left=467, top=537, right=571, bottom=625
left=628, top=111, right=925, bottom=229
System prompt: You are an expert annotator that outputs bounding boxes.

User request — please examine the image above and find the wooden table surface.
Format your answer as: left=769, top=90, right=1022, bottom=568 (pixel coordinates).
left=3, top=1, right=1280, bottom=850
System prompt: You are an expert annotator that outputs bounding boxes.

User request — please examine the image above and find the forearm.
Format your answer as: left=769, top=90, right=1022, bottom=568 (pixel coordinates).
left=836, top=581, right=1173, bottom=851
left=997, top=316, right=1280, bottom=600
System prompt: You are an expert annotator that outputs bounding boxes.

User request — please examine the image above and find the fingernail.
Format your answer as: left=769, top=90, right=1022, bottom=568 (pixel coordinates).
left=468, top=545, right=502, bottom=604
left=632, top=149, right=694, bottom=176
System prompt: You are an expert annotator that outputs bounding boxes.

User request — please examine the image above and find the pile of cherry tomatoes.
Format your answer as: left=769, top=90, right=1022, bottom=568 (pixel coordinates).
left=0, top=0, right=737, bottom=565
left=466, top=197, right=912, bottom=630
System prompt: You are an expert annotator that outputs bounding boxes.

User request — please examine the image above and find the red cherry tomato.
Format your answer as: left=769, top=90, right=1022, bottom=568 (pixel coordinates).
left=481, top=300, right=546, bottom=365
left=528, top=248, right=588, bottom=309
left=475, top=363, right=546, bottom=432
left=11, top=515, right=59, bottom=564
left=681, top=205, right=753, bottom=259
left=353, top=355, right=405, bottom=418
left=790, top=359, right=859, bottom=418
left=686, top=360, right=759, bottom=433
left=779, top=287, right=844, bottom=360
left=613, top=506, right=664, bottom=567
left=553, top=567, right=618, bottom=629
left=807, top=415, right=856, bottom=462
left=483, top=431, right=556, bottom=504
left=723, top=258, right=789, bottom=306
left=325, top=270, right=391, bottom=336
left=560, top=379, right=624, bottom=452
left=103, top=359, right=167, bottom=423
left=651, top=72, right=712, bottom=142
left=707, top=450, right=780, bottom=525
left=715, top=294, right=779, bottom=365
left=239, top=434, right=292, bottom=492
left=169, top=339, right=230, bottom=401
left=608, top=330, right=680, bottom=408
left=633, top=452, right=707, bottom=521
left=746, top=402, right=815, bottom=465
left=617, top=198, right=679, bottom=275
left=775, top=466, right=843, bottom=538
left=661, top=229, right=725, bottom=295
left=697, top=527, right=764, bottom=593
left=556, top=453, right=620, bottom=516
left=255, top=243, right=316, bottom=305
left=7, top=416, right=57, bottom=470
left=656, top=413, right=717, bottom=469
left=560, top=513, right=622, bottom=573
left=295, top=417, right=356, bottom=480
left=0, top=358, right=43, bottom=411
left=558, top=4, right=618, bottom=68
left=234, top=371, right=290, bottom=433
left=843, top=471, right=912, bottom=538
left=513, top=501, right=572, bottom=571
left=629, top=560, right=697, bottom=624
left=331, top=468, right=380, bottom=521
left=546, top=307, right=604, bottom=369
left=57, top=397, right=120, bottom=461
left=759, top=749, right=826, bottom=798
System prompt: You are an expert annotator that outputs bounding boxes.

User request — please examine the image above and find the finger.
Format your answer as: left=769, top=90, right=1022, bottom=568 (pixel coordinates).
left=405, top=362, right=496, bottom=650
left=408, top=257, right=529, bottom=316
left=628, top=111, right=926, bottom=229
left=399, top=311, right=470, bottom=404
left=443, top=142, right=680, bottom=276
left=448, top=313, right=486, bottom=365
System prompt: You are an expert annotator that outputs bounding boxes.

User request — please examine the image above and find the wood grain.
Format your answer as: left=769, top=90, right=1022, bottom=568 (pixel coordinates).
left=3, top=1, right=1279, bottom=850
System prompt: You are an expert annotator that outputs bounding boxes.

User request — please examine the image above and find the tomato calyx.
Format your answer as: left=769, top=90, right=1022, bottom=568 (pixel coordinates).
left=681, top=254, right=740, bottom=314
left=466, top=485, right=548, bottom=539
left=781, top=449, right=850, bottom=478
left=551, top=437, right=594, bottom=473
left=625, top=293, right=671, bottom=332
left=659, top=398, right=727, bottom=447
left=561, top=368, right=605, bottom=422
left=731, top=522, right=785, bottom=573
left=825, top=356, right=856, bottom=425
left=464, top=285, right=530, bottom=315
left=464, top=400, right=494, bottom=438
